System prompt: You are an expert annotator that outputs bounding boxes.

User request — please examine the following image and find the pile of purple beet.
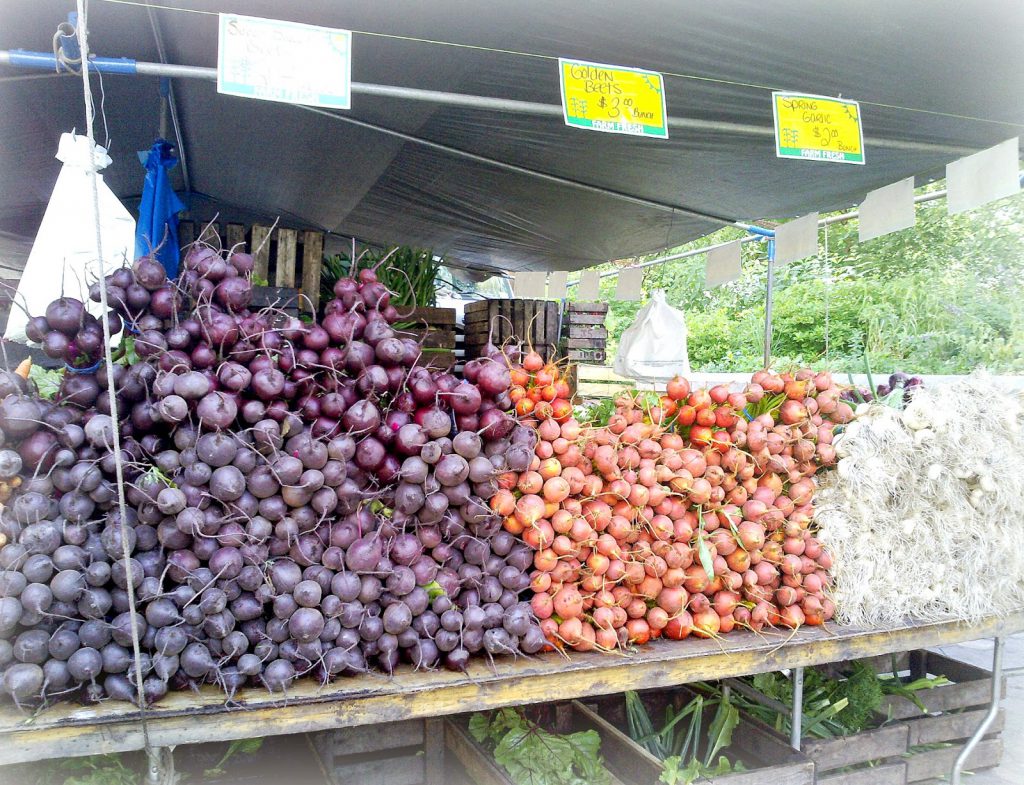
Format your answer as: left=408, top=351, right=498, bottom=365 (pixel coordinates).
left=0, top=245, right=543, bottom=708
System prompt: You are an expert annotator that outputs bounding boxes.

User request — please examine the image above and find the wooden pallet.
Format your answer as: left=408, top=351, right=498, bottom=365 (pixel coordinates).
left=463, top=298, right=561, bottom=361
left=309, top=718, right=444, bottom=785
left=580, top=688, right=814, bottom=785
left=179, top=220, right=325, bottom=312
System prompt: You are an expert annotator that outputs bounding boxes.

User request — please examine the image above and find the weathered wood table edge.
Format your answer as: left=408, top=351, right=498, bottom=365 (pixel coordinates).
left=1, top=611, right=1021, bottom=765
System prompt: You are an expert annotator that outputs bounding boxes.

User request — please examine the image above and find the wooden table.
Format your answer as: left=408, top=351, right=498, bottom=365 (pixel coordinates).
left=1, top=611, right=1021, bottom=766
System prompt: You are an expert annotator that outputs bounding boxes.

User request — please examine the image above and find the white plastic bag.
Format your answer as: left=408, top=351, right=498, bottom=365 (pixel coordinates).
left=613, top=290, right=690, bottom=381
left=4, top=133, right=136, bottom=344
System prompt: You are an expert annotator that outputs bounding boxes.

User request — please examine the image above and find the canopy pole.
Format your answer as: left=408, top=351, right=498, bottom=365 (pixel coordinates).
left=570, top=178, right=1024, bottom=284
left=145, top=5, right=192, bottom=195
left=763, top=253, right=776, bottom=368
left=0, top=49, right=982, bottom=156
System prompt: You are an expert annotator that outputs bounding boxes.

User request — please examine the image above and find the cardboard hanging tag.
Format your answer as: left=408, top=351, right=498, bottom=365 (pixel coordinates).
left=704, top=241, right=742, bottom=288
left=947, top=137, right=1020, bottom=215
left=513, top=271, right=546, bottom=298
left=859, top=177, right=916, bottom=242
left=577, top=270, right=601, bottom=300
left=775, top=212, right=819, bottom=264
left=615, top=267, right=644, bottom=301
left=547, top=271, right=568, bottom=299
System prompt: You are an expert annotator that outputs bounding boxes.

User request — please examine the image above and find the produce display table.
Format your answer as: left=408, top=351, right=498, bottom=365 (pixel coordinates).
left=1, top=610, right=1020, bottom=767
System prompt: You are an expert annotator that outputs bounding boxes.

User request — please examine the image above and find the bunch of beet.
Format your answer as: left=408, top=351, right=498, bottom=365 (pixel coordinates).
left=505, top=368, right=847, bottom=653
left=0, top=244, right=541, bottom=708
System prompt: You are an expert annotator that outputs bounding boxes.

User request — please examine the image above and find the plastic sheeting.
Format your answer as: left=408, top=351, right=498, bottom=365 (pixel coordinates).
left=1, top=1, right=1022, bottom=274
left=135, top=138, right=186, bottom=278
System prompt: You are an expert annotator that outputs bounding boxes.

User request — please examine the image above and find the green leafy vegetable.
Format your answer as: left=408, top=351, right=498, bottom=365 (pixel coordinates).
left=575, top=396, right=620, bottom=428
left=737, top=661, right=951, bottom=740
left=202, top=738, right=263, bottom=778
left=32, top=753, right=168, bottom=785
left=624, top=689, right=745, bottom=785
left=321, top=246, right=441, bottom=308
left=469, top=708, right=611, bottom=785
left=28, top=364, right=62, bottom=400
left=117, top=335, right=140, bottom=367
left=746, top=392, right=787, bottom=420
left=878, top=673, right=951, bottom=713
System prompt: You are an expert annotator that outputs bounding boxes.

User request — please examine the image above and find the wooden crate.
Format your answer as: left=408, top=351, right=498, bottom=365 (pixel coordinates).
left=397, top=306, right=457, bottom=370
left=250, top=285, right=300, bottom=317
left=886, top=651, right=1004, bottom=784
left=309, top=718, right=444, bottom=785
left=444, top=704, right=633, bottom=785
left=805, top=726, right=908, bottom=785
left=179, top=220, right=325, bottom=312
left=463, top=298, right=561, bottom=361
left=740, top=651, right=1004, bottom=785
left=580, top=689, right=814, bottom=785
left=561, top=301, right=609, bottom=363
left=559, top=340, right=607, bottom=364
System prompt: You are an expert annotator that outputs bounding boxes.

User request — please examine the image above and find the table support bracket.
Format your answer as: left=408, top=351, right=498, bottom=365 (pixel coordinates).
left=951, top=636, right=1004, bottom=785
left=790, top=667, right=804, bottom=751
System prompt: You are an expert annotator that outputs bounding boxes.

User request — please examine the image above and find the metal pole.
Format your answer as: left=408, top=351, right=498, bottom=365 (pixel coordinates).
left=570, top=183, right=978, bottom=286
left=566, top=233, right=764, bottom=286
left=763, top=254, right=776, bottom=368
left=146, top=5, right=192, bottom=194
left=146, top=748, right=163, bottom=785
left=0, top=49, right=980, bottom=157
left=951, top=637, right=1005, bottom=785
left=790, top=666, right=804, bottom=751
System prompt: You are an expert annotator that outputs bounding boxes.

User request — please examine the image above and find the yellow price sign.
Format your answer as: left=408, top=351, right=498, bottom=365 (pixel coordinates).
left=772, top=92, right=865, bottom=164
left=559, top=59, right=668, bottom=139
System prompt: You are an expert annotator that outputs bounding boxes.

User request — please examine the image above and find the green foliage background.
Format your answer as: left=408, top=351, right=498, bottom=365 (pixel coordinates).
left=578, top=186, right=1024, bottom=374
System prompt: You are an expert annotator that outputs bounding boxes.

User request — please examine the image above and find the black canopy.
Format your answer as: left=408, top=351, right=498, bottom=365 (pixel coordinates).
left=1, top=0, right=1022, bottom=273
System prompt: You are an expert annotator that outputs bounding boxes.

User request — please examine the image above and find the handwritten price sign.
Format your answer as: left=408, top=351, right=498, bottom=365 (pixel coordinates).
left=772, top=92, right=864, bottom=164
left=559, top=59, right=668, bottom=139
left=218, top=14, right=352, bottom=109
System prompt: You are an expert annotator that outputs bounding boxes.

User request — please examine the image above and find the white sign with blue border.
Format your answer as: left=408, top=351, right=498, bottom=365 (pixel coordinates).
left=218, top=14, right=352, bottom=109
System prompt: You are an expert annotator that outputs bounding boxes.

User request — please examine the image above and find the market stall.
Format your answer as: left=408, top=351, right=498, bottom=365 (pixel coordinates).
left=0, top=3, right=1022, bottom=785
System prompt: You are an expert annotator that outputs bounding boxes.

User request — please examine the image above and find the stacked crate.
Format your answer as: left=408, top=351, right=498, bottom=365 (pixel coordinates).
left=560, top=302, right=608, bottom=364
left=309, top=718, right=444, bottom=785
left=178, top=220, right=324, bottom=313
left=463, top=299, right=560, bottom=361
left=399, top=306, right=457, bottom=369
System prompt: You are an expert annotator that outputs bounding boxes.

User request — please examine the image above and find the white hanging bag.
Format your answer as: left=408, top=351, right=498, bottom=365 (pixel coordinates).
left=4, top=133, right=135, bottom=344
left=613, top=290, right=691, bottom=381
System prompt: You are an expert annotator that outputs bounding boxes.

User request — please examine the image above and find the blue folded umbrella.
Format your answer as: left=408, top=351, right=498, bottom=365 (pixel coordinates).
left=135, top=138, right=185, bottom=278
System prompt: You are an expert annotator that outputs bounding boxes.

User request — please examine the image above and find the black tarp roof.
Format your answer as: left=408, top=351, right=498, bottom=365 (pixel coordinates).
left=1, top=0, right=1022, bottom=273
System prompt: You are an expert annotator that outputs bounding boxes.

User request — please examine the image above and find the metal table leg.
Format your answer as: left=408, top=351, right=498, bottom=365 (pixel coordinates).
left=951, top=637, right=1004, bottom=785
left=146, top=746, right=172, bottom=785
left=790, top=667, right=804, bottom=751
